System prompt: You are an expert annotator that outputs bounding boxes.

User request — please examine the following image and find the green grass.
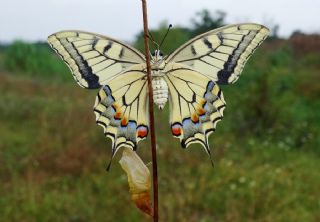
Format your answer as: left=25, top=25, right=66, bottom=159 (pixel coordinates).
left=0, top=39, right=320, bottom=221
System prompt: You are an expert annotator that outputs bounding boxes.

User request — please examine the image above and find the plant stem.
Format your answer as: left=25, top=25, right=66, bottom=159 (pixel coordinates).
left=141, top=0, right=158, bottom=221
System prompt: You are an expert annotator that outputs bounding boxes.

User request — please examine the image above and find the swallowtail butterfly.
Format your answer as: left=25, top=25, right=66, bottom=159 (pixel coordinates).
left=48, top=23, right=269, bottom=159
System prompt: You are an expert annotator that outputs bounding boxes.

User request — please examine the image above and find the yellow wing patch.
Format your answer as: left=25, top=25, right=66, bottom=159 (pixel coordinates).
left=166, top=23, right=269, bottom=85
left=48, top=31, right=145, bottom=89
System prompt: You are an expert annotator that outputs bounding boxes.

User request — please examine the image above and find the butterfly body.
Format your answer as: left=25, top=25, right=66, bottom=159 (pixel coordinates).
left=152, top=76, right=168, bottom=109
left=48, top=23, right=269, bottom=158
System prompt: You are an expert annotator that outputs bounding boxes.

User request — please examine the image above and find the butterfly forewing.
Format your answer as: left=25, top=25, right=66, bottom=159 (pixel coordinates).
left=48, top=31, right=145, bottom=89
left=166, top=23, right=269, bottom=85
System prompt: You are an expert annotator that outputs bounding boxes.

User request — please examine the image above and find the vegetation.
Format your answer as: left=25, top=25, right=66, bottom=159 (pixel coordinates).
left=1, top=41, right=70, bottom=81
left=0, top=10, right=319, bottom=222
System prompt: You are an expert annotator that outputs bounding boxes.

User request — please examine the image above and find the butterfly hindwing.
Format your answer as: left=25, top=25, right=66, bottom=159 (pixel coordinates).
left=48, top=31, right=145, bottom=89
left=166, top=23, right=269, bottom=84
left=164, top=63, right=226, bottom=154
left=93, top=64, right=149, bottom=156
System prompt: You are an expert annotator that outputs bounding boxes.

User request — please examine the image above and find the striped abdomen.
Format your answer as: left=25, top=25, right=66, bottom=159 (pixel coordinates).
left=152, top=77, right=168, bottom=110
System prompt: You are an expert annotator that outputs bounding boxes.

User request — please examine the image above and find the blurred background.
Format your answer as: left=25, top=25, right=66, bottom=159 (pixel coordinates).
left=0, top=0, right=319, bottom=221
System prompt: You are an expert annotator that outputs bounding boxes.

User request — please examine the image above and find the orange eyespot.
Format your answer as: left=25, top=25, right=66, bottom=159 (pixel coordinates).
left=171, top=124, right=182, bottom=136
left=114, top=111, right=122, bottom=119
left=137, top=126, right=148, bottom=138
left=197, top=107, right=206, bottom=116
left=121, top=117, right=128, bottom=126
left=191, top=113, right=199, bottom=123
left=112, top=104, right=122, bottom=120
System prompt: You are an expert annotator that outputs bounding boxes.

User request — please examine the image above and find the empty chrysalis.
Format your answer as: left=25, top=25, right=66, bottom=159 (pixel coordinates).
left=119, top=148, right=153, bottom=216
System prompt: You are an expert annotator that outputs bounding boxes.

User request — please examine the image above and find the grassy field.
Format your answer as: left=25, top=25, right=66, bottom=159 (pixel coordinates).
left=0, top=37, right=320, bottom=221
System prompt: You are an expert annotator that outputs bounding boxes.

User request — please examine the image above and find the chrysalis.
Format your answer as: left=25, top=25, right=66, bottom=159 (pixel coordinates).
left=119, top=148, right=153, bottom=216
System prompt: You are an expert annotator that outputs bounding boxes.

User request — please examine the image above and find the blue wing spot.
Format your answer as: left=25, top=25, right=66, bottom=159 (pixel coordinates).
left=207, top=81, right=215, bottom=91
left=103, top=85, right=112, bottom=95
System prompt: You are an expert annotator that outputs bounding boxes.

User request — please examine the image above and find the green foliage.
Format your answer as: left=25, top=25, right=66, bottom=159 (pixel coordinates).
left=2, top=41, right=70, bottom=80
left=0, top=43, right=7, bottom=52
left=0, top=73, right=320, bottom=221
left=299, top=52, right=320, bottom=68
left=188, top=9, right=226, bottom=37
left=221, top=43, right=320, bottom=153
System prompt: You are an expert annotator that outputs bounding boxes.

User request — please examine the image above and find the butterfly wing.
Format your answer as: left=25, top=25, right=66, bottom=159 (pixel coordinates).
left=48, top=31, right=149, bottom=157
left=163, top=63, right=226, bottom=155
left=93, top=64, right=149, bottom=156
left=48, top=31, right=145, bottom=89
left=166, top=23, right=269, bottom=84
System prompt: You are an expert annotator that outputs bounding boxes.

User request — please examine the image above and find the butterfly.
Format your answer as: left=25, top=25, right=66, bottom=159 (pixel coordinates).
left=48, top=23, right=269, bottom=161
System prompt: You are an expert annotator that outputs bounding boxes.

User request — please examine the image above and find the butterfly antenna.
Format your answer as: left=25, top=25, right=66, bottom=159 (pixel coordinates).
left=148, top=30, right=160, bottom=50
left=159, top=24, right=172, bottom=49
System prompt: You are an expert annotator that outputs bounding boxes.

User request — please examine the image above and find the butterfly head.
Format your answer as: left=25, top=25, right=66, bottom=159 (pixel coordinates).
left=149, top=24, right=172, bottom=64
left=151, top=50, right=164, bottom=61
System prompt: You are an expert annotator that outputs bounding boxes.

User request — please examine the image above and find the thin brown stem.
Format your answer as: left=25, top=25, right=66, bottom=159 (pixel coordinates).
left=141, top=0, right=158, bottom=221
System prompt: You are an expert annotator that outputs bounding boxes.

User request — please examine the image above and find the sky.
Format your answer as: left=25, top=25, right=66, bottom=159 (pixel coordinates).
left=0, top=0, right=319, bottom=43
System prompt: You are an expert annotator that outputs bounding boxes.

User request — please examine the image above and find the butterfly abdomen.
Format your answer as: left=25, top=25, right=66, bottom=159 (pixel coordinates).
left=152, top=77, right=168, bottom=110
